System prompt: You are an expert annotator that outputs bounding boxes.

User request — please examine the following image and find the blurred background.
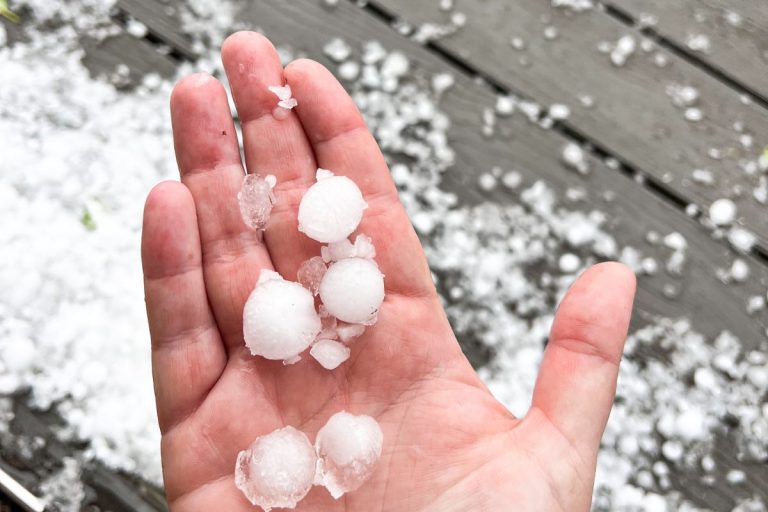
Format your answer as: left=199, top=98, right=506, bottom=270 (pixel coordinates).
left=0, top=0, right=766, bottom=510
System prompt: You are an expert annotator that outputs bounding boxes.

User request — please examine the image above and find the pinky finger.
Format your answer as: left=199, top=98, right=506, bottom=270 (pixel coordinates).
left=142, top=181, right=227, bottom=433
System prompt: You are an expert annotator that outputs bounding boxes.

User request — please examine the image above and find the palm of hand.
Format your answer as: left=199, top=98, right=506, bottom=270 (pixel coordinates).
left=141, top=32, right=635, bottom=512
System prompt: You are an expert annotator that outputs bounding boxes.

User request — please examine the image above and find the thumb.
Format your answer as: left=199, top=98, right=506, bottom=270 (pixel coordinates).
left=530, top=262, right=636, bottom=457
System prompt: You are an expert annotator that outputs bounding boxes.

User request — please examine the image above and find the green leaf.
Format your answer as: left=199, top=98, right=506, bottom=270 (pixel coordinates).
left=81, top=209, right=97, bottom=231
left=0, top=0, right=20, bottom=23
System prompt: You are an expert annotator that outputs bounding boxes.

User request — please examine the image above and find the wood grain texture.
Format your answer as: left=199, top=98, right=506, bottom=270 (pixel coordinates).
left=608, top=0, right=768, bottom=100
left=80, top=33, right=177, bottom=87
left=116, top=0, right=197, bottom=59
left=372, top=0, right=768, bottom=255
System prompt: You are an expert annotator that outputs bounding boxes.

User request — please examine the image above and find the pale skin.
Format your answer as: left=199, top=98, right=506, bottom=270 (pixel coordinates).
left=141, top=32, right=637, bottom=512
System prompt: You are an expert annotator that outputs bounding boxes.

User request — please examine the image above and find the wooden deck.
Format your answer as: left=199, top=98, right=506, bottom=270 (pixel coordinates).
left=2, top=0, right=767, bottom=509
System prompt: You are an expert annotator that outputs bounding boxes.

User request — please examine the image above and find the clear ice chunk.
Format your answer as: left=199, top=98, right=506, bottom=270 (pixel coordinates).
left=243, top=272, right=321, bottom=360
left=298, top=171, right=367, bottom=243
left=319, top=258, right=385, bottom=325
left=310, top=339, right=351, bottom=370
left=297, top=256, right=327, bottom=296
left=238, top=174, right=277, bottom=230
left=235, top=426, right=317, bottom=511
left=315, top=411, right=383, bottom=499
left=268, top=84, right=298, bottom=110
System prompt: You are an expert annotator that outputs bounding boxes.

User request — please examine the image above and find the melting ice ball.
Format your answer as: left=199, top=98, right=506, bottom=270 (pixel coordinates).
left=238, top=174, right=277, bottom=230
left=315, top=411, right=384, bottom=499
left=298, top=169, right=367, bottom=243
left=235, top=426, right=317, bottom=511
left=319, top=258, right=385, bottom=325
left=243, top=270, right=322, bottom=361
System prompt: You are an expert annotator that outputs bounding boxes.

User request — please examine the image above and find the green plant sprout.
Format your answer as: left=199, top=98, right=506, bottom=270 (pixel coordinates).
left=81, top=208, right=97, bottom=231
left=0, top=0, right=20, bottom=23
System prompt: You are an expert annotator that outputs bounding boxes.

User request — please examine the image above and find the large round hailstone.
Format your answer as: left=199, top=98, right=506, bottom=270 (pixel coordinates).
left=298, top=171, right=367, bottom=243
left=235, top=426, right=318, bottom=511
left=243, top=272, right=322, bottom=361
left=315, top=411, right=383, bottom=499
left=319, top=258, right=384, bottom=325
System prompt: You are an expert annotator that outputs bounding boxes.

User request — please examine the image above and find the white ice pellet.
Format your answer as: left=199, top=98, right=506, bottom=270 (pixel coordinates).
left=728, top=227, right=757, bottom=253
left=730, top=259, right=749, bottom=282
left=684, top=107, right=703, bottom=122
left=610, top=35, right=636, bottom=67
left=268, top=84, right=298, bottom=110
left=431, top=72, right=455, bottom=94
left=323, top=38, right=352, bottom=63
left=686, top=33, right=711, bottom=53
left=478, top=173, right=497, bottom=191
left=562, top=142, right=589, bottom=174
left=502, top=170, right=522, bottom=189
left=243, top=271, right=322, bottom=361
left=310, top=339, right=351, bottom=370
left=548, top=103, right=570, bottom=120
left=338, top=61, right=361, bottom=81
left=125, top=18, right=148, bottom=38
left=558, top=253, right=581, bottom=273
left=381, top=51, right=410, bottom=78
left=235, top=426, right=318, bottom=511
left=315, top=411, right=383, bottom=499
left=495, top=95, right=516, bottom=116
left=298, top=170, right=367, bottom=243
left=319, top=258, right=385, bottom=325
left=238, top=174, right=277, bottom=230
left=709, top=198, right=737, bottom=225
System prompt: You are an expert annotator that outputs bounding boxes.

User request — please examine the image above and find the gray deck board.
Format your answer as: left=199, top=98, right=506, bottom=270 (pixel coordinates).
left=372, top=0, right=768, bottom=255
left=116, top=0, right=197, bottom=59
left=608, top=0, right=768, bottom=100
left=80, top=33, right=177, bottom=87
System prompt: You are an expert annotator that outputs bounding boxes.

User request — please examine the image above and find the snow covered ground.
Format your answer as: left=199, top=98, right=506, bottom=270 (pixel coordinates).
left=0, top=1, right=765, bottom=510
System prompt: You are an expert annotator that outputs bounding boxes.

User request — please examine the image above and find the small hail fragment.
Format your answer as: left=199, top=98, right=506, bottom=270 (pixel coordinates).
left=235, top=426, right=318, bottom=512
left=315, top=411, right=384, bottom=499
left=610, top=35, right=636, bottom=67
left=562, top=142, right=590, bottom=174
left=238, top=174, right=277, bottom=230
left=310, top=339, right=351, bottom=370
left=686, top=33, right=711, bottom=53
left=323, top=38, right=352, bottom=63
left=268, top=84, right=298, bottom=120
left=321, top=234, right=376, bottom=263
left=548, top=103, right=571, bottom=121
left=298, top=169, right=368, bottom=243
left=243, top=270, right=321, bottom=362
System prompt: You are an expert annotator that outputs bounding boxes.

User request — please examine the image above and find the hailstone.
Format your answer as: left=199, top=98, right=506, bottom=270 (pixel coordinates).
left=235, top=426, right=317, bottom=511
left=319, top=258, right=385, bottom=325
left=315, top=411, right=384, bottom=499
left=297, top=169, right=367, bottom=243
left=238, top=174, right=277, bottom=230
left=309, top=339, right=351, bottom=370
left=243, top=270, right=321, bottom=361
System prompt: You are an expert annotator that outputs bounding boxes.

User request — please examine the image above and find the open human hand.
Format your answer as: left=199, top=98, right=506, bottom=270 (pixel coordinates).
left=141, top=32, right=636, bottom=511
